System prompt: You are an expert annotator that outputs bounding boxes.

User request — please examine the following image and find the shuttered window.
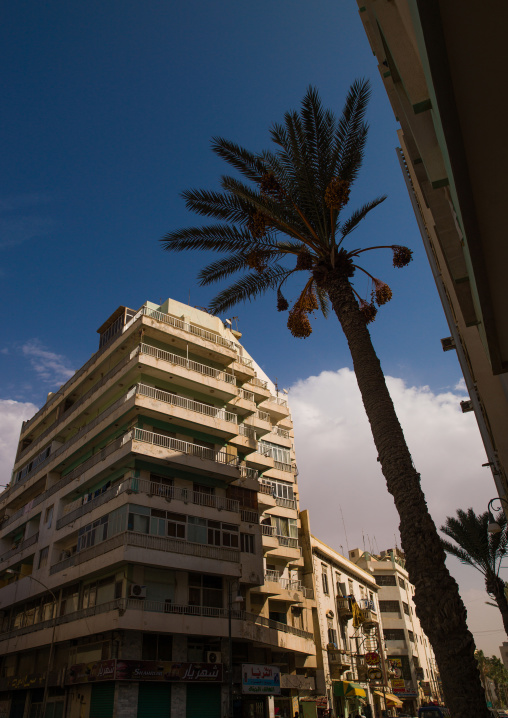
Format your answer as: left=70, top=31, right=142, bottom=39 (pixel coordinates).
left=137, top=683, right=171, bottom=718
left=186, top=684, right=221, bottom=718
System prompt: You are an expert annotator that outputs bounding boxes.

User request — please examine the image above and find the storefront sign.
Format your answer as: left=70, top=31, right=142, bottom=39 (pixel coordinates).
left=67, top=660, right=222, bottom=684
left=7, top=674, right=46, bottom=689
left=391, top=679, right=405, bottom=690
left=368, top=668, right=383, bottom=680
left=280, top=674, right=315, bottom=690
left=242, top=664, right=281, bottom=695
left=420, top=681, right=431, bottom=696
left=365, top=652, right=380, bottom=665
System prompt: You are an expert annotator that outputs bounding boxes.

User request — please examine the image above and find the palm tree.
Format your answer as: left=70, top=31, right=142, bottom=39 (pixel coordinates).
left=441, top=508, right=508, bottom=636
left=161, top=80, right=489, bottom=715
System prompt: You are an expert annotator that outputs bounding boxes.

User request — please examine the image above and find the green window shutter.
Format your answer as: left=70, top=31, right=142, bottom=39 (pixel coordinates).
left=186, top=684, right=221, bottom=718
left=137, top=683, right=171, bottom=718
left=90, top=683, right=115, bottom=718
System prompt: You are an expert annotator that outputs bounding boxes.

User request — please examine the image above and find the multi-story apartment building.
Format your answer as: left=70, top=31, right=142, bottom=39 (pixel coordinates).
left=0, top=298, right=315, bottom=718
left=356, top=0, right=508, bottom=507
left=350, top=547, right=443, bottom=713
left=300, top=512, right=406, bottom=718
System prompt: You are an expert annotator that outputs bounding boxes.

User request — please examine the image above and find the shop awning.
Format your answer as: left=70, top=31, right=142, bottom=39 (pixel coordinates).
left=385, top=693, right=403, bottom=707
left=333, top=681, right=366, bottom=698
left=372, top=691, right=403, bottom=707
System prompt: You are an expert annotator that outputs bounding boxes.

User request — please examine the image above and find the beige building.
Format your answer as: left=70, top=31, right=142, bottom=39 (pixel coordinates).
left=0, top=298, right=316, bottom=718
left=357, top=0, right=508, bottom=506
left=350, top=547, right=443, bottom=713
left=301, top=512, right=406, bottom=718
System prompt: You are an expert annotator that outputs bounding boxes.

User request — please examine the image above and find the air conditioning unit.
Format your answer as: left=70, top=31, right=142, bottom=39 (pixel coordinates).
left=345, top=671, right=353, bottom=681
left=129, top=584, right=147, bottom=598
left=206, top=651, right=222, bottom=664
left=441, top=337, right=456, bottom=352
left=460, top=400, right=474, bottom=413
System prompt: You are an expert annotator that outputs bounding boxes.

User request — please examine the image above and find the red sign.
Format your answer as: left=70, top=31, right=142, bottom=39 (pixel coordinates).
left=365, top=652, right=380, bottom=665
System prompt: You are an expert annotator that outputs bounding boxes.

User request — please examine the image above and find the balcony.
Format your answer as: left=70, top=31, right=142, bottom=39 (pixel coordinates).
left=336, top=597, right=353, bottom=620
left=131, top=428, right=240, bottom=480
left=262, top=571, right=314, bottom=599
left=56, top=477, right=241, bottom=531
left=49, top=530, right=241, bottom=576
left=238, top=466, right=259, bottom=481
left=135, top=383, right=238, bottom=437
left=138, top=343, right=237, bottom=400
left=0, top=532, right=39, bottom=564
left=259, top=396, right=290, bottom=422
left=244, top=377, right=271, bottom=403
left=244, top=412, right=272, bottom=437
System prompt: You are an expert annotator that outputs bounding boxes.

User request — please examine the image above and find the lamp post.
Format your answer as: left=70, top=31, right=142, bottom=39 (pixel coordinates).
left=228, top=580, right=243, bottom=718
left=486, top=497, right=508, bottom=534
left=6, top=570, right=58, bottom=718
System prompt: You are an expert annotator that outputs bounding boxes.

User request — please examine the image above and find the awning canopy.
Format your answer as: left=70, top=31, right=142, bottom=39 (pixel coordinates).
left=372, top=691, right=403, bottom=707
left=333, top=681, right=366, bottom=698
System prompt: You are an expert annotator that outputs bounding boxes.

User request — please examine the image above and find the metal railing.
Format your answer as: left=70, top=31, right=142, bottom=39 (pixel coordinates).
left=236, top=355, right=254, bottom=369
left=256, top=410, right=271, bottom=423
left=238, top=424, right=256, bottom=440
left=274, top=461, right=293, bottom=473
left=265, top=569, right=280, bottom=582
left=131, top=307, right=237, bottom=350
left=250, top=377, right=268, bottom=390
left=49, top=530, right=241, bottom=575
left=277, top=536, right=299, bottom=549
left=136, top=383, right=237, bottom=424
left=258, top=483, right=273, bottom=496
left=245, top=612, right=313, bottom=640
left=272, top=426, right=290, bottom=439
left=0, top=532, right=40, bottom=562
left=238, top=466, right=259, bottom=480
left=133, top=429, right=239, bottom=467
left=240, top=389, right=255, bottom=403
left=240, top=509, right=259, bottom=524
left=275, top=497, right=296, bottom=510
left=260, top=524, right=276, bottom=536
left=272, top=396, right=288, bottom=407
left=139, top=343, right=236, bottom=386
left=125, top=598, right=244, bottom=619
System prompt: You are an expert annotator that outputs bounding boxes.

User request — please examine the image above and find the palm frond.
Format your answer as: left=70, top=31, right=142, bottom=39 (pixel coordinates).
left=211, top=137, right=268, bottom=183
left=198, top=252, right=254, bottom=286
left=340, top=196, right=388, bottom=241
left=182, top=188, right=251, bottom=224
left=331, top=79, right=371, bottom=183
left=161, top=224, right=255, bottom=253
left=440, top=539, right=480, bottom=570
left=208, top=265, right=290, bottom=314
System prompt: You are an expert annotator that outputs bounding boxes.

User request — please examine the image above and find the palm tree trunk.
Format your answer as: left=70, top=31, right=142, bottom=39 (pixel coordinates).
left=318, top=268, right=489, bottom=716
left=487, top=573, right=508, bottom=637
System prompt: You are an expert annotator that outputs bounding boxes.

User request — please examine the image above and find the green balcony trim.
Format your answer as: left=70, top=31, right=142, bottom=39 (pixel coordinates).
left=413, top=99, right=432, bottom=114
left=431, top=178, right=449, bottom=190
left=413, top=158, right=423, bottom=165
left=383, top=71, right=391, bottom=78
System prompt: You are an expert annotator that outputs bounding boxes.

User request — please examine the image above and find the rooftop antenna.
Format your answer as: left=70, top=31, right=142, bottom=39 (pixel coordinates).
left=274, top=377, right=279, bottom=395
left=231, top=316, right=239, bottom=332
left=339, top=505, right=350, bottom=554
left=362, top=530, right=366, bottom=552
left=188, top=289, right=191, bottom=305
left=374, top=536, right=380, bottom=555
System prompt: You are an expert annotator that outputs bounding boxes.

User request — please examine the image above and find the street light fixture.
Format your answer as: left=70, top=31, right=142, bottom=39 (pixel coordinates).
left=487, top=497, right=508, bottom=534
left=228, top=581, right=244, bottom=718
left=6, top=569, right=58, bottom=718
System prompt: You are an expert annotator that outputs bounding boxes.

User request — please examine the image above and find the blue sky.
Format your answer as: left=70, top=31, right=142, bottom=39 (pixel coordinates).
left=1, top=0, right=456, bottom=405
left=2, top=1, right=502, bottom=656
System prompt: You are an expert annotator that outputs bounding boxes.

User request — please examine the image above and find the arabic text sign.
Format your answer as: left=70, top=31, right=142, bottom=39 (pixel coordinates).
left=67, top=660, right=222, bottom=684
left=242, top=664, right=281, bottom=695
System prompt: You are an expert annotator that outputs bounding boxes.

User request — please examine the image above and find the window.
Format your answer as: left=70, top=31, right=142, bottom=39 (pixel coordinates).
left=44, top=506, right=54, bottom=529
left=188, top=573, right=223, bottom=608
left=322, top=566, right=329, bottom=595
left=379, top=600, right=401, bottom=616
left=167, top=512, right=186, bottom=539
left=38, top=546, right=49, bottom=569
left=408, top=630, right=414, bottom=642
left=257, top=440, right=291, bottom=465
left=227, top=485, right=258, bottom=509
left=142, top=633, right=172, bottom=661
left=327, top=627, right=337, bottom=646
left=207, top=520, right=239, bottom=547
left=398, top=576, right=406, bottom=589
left=240, top=533, right=255, bottom=553
left=383, top=629, right=406, bottom=642
left=273, top=516, right=297, bottom=538
left=375, top=574, right=396, bottom=586
left=402, top=601, right=410, bottom=616
left=261, top=479, right=294, bottom=501
left=77, top=515, right=109, bottom=551
left=149, top=474, right=174, bottom=497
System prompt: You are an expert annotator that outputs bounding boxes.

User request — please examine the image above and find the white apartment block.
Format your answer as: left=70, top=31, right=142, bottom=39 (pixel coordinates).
left=0, top=298, right=316, bottom=718
left=350, top=548, right=443, bottom=713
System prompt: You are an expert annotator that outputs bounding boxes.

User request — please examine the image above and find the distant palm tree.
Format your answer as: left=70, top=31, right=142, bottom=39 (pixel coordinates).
left=441, top=508, right=508, bottom=636
left=161, top=81, right=489, bottom=716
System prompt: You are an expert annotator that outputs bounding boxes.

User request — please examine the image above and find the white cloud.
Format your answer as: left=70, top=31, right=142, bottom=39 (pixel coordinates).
left=22, top=340, right=75, bottom=385
left=0, top=399, right=38, bottom=486
left=290, top=368, right=503, bottom=654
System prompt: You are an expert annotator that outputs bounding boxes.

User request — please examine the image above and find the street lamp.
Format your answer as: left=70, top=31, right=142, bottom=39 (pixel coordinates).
left=6, top=569, right=58, bottom=718
left=486, top=497, right=508, bottom=534
left=228, top=580, right=244, bottom=718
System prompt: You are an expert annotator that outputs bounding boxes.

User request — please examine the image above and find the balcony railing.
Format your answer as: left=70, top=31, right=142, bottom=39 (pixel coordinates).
left=49, top=530, right=241, bottom=575
left=129, top=306, right=237, bottom=350
left=258, top=483, right=273, bottom=496
left=275, top=497, right=296, bottom=510
left=274, top=461, right=293, bottom=473
left=0, top=599, right=313, bottom=643
left=236, top=355, right=254, bottom=369
left=256, top=410, right=271, bottom=423
left=57, top=476, right=242, bottom=530
left=240, top=389, right=255, bottom=403
left=239, top=466, right=259, bottom=480
left=139, top=343, right=236, bottom=386
left=272, top=396, right=288, bottom=407
left=240, top=509, right=259, bottom=523
left=0, top=532, right=39, bottom=562
left=250, top=377, right=268, bottom=390
left=133, top=429, right=239, bottom=467
left=260, top=524, right=276, bottom=536
left=238, top=424, right=256, bottom=440
left=136, top=383, right=237, bottom=424
left=272, top=426, right=290, bottom=440
left=245, top=612, right=313, bottom=640
left=262, top=573, right=313, bottom=599
left=277, top=535, right=299, bottom=549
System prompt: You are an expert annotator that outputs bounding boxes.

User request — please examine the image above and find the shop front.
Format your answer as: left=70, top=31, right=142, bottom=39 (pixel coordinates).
left=332, top=680, right=366, bottom=718
left=241, top=664, right=281, bottom=718
left=372, top=690, right=403, bottom=717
